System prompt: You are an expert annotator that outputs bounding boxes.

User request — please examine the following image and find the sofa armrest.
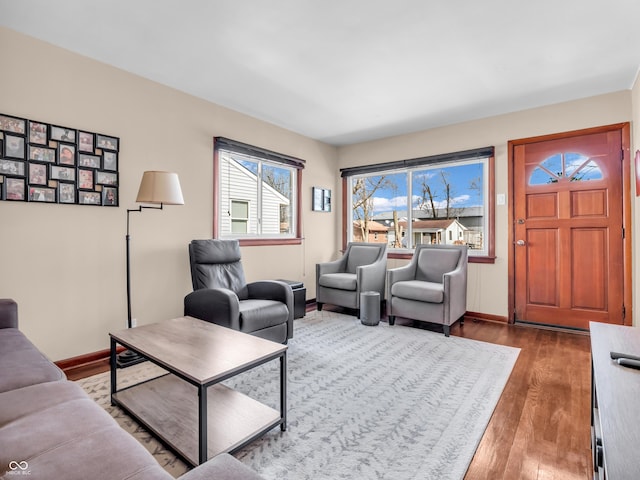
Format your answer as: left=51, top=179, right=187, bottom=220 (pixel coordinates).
left=0, top=299, right=18, bottom=329
left=184, top=289, right=240, bottom=330
left=180, top=453, right=264, bottom=480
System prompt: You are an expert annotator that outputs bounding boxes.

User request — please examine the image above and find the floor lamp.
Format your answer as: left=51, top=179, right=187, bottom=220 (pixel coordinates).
left=116, top=171, right=184, bottom=368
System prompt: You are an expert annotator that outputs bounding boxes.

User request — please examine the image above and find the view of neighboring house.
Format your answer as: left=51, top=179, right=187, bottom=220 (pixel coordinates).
left=352, top=220, right=389, bottom=243
left=397, top=218, right=467, bottom=248
left=371, top=208, right=481, bottom=249
left=219, top=155, right=290, bottom=236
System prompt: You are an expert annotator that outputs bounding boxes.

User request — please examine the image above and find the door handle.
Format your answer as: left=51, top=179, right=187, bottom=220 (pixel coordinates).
left=516, top=240, right=526, bottom=246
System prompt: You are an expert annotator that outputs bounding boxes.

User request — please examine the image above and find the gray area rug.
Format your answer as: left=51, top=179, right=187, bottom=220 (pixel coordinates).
left=77, top=310, right=519, bottom=480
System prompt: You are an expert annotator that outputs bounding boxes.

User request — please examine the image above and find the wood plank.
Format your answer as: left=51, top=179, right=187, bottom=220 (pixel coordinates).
left=113, top=374, right=280, bottom=466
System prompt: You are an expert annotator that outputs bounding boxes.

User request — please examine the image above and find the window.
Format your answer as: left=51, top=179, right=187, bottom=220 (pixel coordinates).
left=230, top=200, right=249, bottom=233
left=214, top=137, right=304, bottom=245
left=342, top=147, right=495, bottom=263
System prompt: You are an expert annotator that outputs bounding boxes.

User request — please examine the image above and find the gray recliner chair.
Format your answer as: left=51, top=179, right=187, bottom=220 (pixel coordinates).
left=316, top=242, right=387, bottom=318
left=387, top=244, right=467, bottom=336
left=184, top=239, right=293, bottom=344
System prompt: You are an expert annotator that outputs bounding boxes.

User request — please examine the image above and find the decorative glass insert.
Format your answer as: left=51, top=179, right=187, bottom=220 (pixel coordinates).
left=529, top=152, right=603, bottom=185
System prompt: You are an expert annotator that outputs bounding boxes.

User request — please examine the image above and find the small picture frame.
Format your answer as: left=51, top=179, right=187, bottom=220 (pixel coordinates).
left=77, top=169, right=94, bottom=189
left=3, top=177, right=25, bottom=201
left=78, top=191, right=101, bottom=205
left=312, top=187, right=331, bottom=212
left=57, top=143, right=76, bottom=166
left=58, top=182, right=75, bottom=204
left=28, top=145, right=56, bottom=163
left=78, top=153, right=101, bottom=168
left=28, top=163, right=47, bottom=185
left=0, top=114, right=26, bottom=135
left=29, top=121, right=48, bottom=145
left=96, top=171, right=117, bottom=185
left=50, top=165, right=76, bottom=181
left=50, top=125, right=76, bottom=143
left=103, top=151, right=118, bottom=171
left=96, top=133, right=119, bottom=151
left=78, top=131, right=94, bottom=152
left=29, top=186, right=56, bottom=203
left=102, top=186, right=118, bottom=206
left=4, top=134, right=26, bottom=159
left=0, top=159, right=25, bottom=176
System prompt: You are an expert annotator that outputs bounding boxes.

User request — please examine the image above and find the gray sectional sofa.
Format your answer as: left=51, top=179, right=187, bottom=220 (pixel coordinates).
left=0, top=298, right=264, bottom=480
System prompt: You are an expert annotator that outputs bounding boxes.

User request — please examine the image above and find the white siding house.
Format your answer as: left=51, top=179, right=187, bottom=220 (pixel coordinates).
left=219, top=154, right=290, bottom=236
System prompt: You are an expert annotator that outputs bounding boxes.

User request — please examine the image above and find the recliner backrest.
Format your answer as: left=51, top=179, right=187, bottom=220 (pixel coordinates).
left=415, top=245, right=463, bottom=283
left=346, top=243, right=385, bottom=273
left=189, top=239, right=249, bottom=299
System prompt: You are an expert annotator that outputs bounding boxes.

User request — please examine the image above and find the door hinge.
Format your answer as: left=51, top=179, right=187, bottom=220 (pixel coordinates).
left=622, top=305, right=626, bottom=320
left=621, top=149, right=624, bottom=161
left=622, top=226, right=625, bottom=239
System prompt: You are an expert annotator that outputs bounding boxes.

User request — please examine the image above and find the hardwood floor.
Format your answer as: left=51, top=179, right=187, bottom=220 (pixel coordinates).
left=453, top=318, right=592, bottom=480
left=67, top=310, right=592, bottom=479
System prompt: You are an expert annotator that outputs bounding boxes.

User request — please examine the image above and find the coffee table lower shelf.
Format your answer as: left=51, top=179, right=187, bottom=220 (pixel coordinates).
left=112, top=373, right=280, bottom=467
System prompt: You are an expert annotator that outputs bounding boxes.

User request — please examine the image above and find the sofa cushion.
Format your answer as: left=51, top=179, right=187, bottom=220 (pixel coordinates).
left=0, top=329, right=65, bottom=393
left=0, top=381, right=172, bottom=480
left=391, top=280, right=444, bottom=303
left=318, top=273, right=357, bottom=291
left=239, top=299, right=289, bottom=332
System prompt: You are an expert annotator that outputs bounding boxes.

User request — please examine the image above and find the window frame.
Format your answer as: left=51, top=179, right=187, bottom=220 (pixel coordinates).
left=214, top=137, right=304, bottom=246
left=341, top=147, right=495, bottom=264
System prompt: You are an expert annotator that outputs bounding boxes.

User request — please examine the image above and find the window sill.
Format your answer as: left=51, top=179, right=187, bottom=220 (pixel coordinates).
left=237, top=238, right=302, bottom=247
left=387, top=251, right=495, bottom=264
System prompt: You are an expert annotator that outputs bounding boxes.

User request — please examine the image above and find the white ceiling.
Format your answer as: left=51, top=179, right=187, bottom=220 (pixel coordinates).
left=1, top=0, right=639, bottom=146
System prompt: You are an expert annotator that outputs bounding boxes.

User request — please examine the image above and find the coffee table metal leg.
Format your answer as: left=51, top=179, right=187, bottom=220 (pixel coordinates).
left=198, top=385, right=208, bottom=464
left=280, top=351, right=287, bottom=431
left=110, top=338, right=117, bottom=406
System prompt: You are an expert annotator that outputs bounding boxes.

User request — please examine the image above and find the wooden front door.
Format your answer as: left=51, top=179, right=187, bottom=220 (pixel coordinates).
left=512, top=128, right=626, bottom=329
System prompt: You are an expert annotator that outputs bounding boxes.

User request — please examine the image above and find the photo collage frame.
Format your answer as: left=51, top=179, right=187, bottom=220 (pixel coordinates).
left=0, top=113, right=119, bottom=206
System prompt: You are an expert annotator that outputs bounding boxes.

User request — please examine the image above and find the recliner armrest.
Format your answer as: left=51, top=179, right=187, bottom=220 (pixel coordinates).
left=184, top=289, right=241, bottom=330
left=247, top=281, right=294, bottom=339
left=0, top=299, right=18, bottom=329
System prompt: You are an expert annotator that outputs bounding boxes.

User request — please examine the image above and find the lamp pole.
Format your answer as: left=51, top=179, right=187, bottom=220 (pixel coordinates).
left=115, top=171, right=184, bottom=368
left=117, top=204, right=164, bottom=368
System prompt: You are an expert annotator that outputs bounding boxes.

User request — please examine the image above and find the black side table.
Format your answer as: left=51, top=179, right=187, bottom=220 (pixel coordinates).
left=277, top=279, right=306, bottom=319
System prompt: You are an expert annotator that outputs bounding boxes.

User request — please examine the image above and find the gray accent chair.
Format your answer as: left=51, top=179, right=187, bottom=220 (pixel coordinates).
left=316, top=242, right=387, bottom=318
left=387, top=244, right=468, bottom=336
left=184, top=239, right=294, bottom=344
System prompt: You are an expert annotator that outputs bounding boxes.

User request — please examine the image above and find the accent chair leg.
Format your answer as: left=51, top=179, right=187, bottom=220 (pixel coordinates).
left=443, top=325, right=450, bottom=337
left=388, top=315, right=395, bottom=326
left=317, top=302, right=323, bottom=311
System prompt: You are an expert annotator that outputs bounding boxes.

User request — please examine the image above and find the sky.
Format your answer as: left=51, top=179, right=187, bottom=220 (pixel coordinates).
left=358, top=162, right=485, bottom=216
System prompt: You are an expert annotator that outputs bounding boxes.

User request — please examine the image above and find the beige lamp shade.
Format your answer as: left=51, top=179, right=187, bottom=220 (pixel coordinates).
left=135, top=171, right=184, bottom=205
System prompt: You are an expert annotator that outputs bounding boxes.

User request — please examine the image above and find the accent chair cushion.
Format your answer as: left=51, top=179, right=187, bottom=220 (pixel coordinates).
left=318, top=273, right=358, bottom=291
left=239, top=299, right=289, bottom=333
left=415, top=248, right=462, bottom=283
left=391, top=280, right=444, bottom=303
left=346, top=245, right=383, bottom=273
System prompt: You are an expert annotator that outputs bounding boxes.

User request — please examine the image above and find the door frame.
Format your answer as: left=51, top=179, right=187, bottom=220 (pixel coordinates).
left=507, top=122, right=632, bottom=325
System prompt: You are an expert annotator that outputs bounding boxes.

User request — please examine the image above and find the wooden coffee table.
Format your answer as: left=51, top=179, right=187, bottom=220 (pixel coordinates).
left=109, top=316, right=287, bottom=466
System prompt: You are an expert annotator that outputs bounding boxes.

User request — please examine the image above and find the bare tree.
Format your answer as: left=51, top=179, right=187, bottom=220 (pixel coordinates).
left=352, top=176, right=391, bottom=241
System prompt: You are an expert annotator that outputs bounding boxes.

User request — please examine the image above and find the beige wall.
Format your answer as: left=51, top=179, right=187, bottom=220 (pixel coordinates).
left=0, top=27, right=339, bottom=360
left=1, top=27, right=637, bottom=362
left=337, top=92, right=633, bottom=320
